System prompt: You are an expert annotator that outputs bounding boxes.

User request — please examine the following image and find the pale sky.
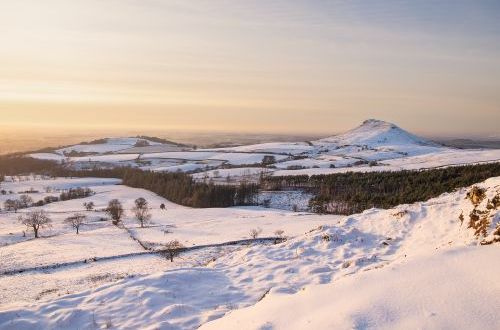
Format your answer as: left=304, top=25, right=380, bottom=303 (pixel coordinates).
left=0, top=0, right=499, bottom=137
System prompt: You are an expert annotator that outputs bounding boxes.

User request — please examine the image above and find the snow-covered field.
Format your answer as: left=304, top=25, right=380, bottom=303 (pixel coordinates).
left=1, top=175, right=499, bottom=329
left=55, top=137, right=163, bottom=156
left=69, top=154, right=140, bottom=163
left=203, top=141, right=315, bottom=155
left=0, top=177, right=330, bottom=305
left=27, top=119, right=500, bottom=177
left=7, top=120, right=500, bottom=328
left=143, top=151, right=287, bottom=166
left=273, top=148, right=500, bottom=176
left=1, top=176, right=121, bottom=191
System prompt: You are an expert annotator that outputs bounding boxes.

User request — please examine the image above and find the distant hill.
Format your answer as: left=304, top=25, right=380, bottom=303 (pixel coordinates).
left=316, top=119, right=439, bottom=147
left=434, top=138, right=500, bottom=149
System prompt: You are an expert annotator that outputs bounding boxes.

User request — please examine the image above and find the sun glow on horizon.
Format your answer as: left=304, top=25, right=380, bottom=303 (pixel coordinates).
left=1, top=0, right=499, bottom=137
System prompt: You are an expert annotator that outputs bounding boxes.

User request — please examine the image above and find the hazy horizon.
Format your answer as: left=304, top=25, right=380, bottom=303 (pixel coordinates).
left=1, top=119, right=500, bottom=155
left=1, top=1, right=499, bottom=140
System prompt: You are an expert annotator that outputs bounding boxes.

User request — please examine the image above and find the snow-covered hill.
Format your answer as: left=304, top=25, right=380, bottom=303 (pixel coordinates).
left=202, top=246, right=499, bottom=330
left=26, top=120, right=500, bottom=180
left=316, top=118, right=437, bottom=147
left=0, top=176, right=498, bottom=329
left=54, top=137, right=184, bottom=156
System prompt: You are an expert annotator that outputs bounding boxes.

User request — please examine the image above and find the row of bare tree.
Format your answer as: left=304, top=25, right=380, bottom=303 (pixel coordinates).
left=104, top=197, right=152, bottom=227
left=17, top=197, right=157, bottom=238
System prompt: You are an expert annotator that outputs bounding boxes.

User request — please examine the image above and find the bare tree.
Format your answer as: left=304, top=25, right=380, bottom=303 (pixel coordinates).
left=134, top=197, right=147, bottom=209
left=134, top=139, right=150, bottom=147
left=274, top=229, right=285, bottom=238
left=18, top=210, right=52, bottom=238
left=19, top=195, right=33, bottom=208
left=83, top=201, right=95, bottom=211
left=162, top=240, right=184, bottom=262
left=274, top=229, right=285, bottom=243
left=65, top=213, right=87, bottom=234
left=250, top=227, right=263, bottom=239
left=261, top=155, right=276, bottom=166
left=132, top=197, right=151, bottom=228
left=4, top=199, right=18, bottom=212
left=106, top=199, right=124, bottom=225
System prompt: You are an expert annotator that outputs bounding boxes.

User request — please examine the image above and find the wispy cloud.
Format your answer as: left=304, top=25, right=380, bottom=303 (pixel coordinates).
left=0, top=0, right=499, bottom=135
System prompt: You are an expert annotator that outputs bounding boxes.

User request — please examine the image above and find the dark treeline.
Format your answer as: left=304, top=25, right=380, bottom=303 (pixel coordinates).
left=0, top=156, right=58, bottom=177
left=8, top=158, right=258, bottom=207
left=59, top=187, right=94, bottom=201
left=0, top=156, right=257, bottom=208
left=49, top=167, right=258, bottom=208
left=263, top=163, right=500, bottom=214
left=2, top=154, right=500, bottom=213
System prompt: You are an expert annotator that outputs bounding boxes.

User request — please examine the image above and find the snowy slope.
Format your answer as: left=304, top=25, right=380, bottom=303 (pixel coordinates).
left=1, top=177, right=121, bottom=192
left=56, top=137, right=162, bottom=155
left=0, top=177, right=331, bottom=306
left=273, top=148, right=500, bottom=176
left=316, top=119, right=437, bottom=147
left=202, top=246, right=500, bottom=330
left=68, top=153, right=140, bottom=163
left=1, top=177, right=498, bottom=329
left=27, top=153, right=66, bottom=162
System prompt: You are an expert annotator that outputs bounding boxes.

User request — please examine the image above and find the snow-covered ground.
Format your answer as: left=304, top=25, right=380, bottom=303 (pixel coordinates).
left=1, top=176, right=498, bottom=329
left=143, top=151, right=287, bottom=166
left=27, top=120, right=500, bottom=177
left=68, top=154, right=140, bottom=163
left=8, top=122, right=500, bottom=329
left=1, top=176, right=121, bottom=192
left=202, top=246, right=500, bottom=330
left=192, top=167, right=272, bottom=184
left=256, top=190, right=313, bottom=211
left=27, top=153, right=66, bottom=162
left=55, top=137, right=162, bottom=155
left=202, top=141, right=315, bottom=155
left=0, top=177, right=332, bottom=305
left=272, top=148, right=500, bottom=176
